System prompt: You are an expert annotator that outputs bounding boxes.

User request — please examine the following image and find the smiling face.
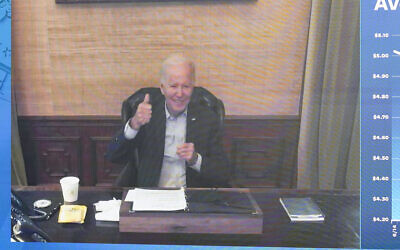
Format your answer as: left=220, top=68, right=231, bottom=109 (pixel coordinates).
left=161, top=62, right=194, bottom=117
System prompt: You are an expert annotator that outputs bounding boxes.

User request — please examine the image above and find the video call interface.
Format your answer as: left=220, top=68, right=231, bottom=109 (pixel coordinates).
left=2, top=0, right=400, bottom=249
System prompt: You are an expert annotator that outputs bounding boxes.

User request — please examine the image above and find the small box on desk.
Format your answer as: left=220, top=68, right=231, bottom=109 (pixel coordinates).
left=119, top=188, right=263, bottom=234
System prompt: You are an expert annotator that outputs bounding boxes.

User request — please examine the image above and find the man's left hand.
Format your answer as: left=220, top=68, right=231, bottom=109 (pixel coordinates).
left=177, top=143, right=198, bottom=165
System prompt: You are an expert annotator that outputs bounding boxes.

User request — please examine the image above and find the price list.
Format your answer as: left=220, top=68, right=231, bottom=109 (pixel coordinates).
left=361, top=1, right=400, bottom=248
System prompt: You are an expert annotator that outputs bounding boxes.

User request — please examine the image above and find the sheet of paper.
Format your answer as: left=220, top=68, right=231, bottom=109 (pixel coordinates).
left=126, top=188, right=187, bottom=211
left=124, top=189, right=137, bottom=202
left=94, top=198, right=121, bottom=212
left=95, top=209, right=120, bottom=222
left=94, top=198, right=121, bottom=222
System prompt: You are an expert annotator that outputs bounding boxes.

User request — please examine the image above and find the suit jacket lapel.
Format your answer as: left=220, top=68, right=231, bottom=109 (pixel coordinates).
left=151, top=97, right=166, bottom=148
left=143, top=95, right=166, bottom=186
left=186, top=102, right=199, bottom=144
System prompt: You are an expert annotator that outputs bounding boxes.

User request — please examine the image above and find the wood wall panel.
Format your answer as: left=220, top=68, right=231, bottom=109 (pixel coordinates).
left=32, top=136, right=81, bottom=184
left=232, top=137, right=285, bottom=186
left=90, top=136, right=125, bottom=186
left=19, top=116, right=299, bottom=188
left=13, top=0, right=311, bottom=116
left=224, top=117, right=299, bottom=188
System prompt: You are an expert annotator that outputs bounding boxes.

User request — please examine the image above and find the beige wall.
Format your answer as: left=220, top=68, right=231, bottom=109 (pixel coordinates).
left=12, top=0, right=311, bottom=116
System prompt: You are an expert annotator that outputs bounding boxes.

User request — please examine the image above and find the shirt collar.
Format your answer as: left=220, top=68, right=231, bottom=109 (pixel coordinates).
left=165, top=102, right=188, bottom=120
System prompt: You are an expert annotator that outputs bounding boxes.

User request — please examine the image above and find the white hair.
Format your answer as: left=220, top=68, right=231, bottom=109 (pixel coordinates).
left=160, top=54, right=195, bottom=84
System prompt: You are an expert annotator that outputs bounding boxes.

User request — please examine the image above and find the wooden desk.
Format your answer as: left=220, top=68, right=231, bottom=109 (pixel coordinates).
left=12, top=186, right=360, bottom=248
left=120, top=188, right=263, bottom=234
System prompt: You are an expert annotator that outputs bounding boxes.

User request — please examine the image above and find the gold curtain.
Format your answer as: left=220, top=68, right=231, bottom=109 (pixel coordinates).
left=11, top=83, right=27, bottom=185
left=297, top=0, right=360, bottom=190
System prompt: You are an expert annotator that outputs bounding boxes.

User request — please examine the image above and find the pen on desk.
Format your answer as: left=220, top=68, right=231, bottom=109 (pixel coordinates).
left=45, top=203, right=62, bottom=220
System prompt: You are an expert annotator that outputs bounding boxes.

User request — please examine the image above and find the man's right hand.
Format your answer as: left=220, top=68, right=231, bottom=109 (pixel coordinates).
left=130, top=93, right=152, bottom=130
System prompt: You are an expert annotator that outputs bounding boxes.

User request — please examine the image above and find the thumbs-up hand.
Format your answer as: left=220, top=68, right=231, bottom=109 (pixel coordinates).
left=130, top=93, right=152, bottom=130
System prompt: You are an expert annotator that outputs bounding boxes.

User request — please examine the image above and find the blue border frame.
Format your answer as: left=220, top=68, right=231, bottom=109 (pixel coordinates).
left=8, top=0, right=392, bottom=249
left=0, top=0, right=11, bottom=248
left=361, top=0, right=400, bottom=248
left=1, top=1, right=270, bottom=249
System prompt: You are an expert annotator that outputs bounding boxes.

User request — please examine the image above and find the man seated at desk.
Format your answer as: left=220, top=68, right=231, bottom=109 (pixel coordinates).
left=107, top=54, right=230, bottom=188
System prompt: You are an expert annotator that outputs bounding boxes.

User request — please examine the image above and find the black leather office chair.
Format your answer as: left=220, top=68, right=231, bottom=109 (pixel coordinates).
left=113, top=87, right=225, bottom=187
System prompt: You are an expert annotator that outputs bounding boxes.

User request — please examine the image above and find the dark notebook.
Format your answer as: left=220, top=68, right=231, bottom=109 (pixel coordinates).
left=186, top=190, right=257, bottom=214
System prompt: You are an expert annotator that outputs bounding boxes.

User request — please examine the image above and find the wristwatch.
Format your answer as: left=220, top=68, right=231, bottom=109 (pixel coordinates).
left=187, top=152, right=198, bottom=166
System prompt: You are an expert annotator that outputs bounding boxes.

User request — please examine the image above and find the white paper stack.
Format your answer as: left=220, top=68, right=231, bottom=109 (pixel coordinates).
left=94, top=198, right=121, bottom=222
left=125, top=188, right=187, bottom=211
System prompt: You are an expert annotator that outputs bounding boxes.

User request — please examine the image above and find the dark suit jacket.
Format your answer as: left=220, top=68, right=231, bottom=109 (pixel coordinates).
left=106, top=93, right=230, bottom=187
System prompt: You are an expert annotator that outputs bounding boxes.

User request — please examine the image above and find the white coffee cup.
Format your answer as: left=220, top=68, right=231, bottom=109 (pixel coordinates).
left=60, top=176, right=80, bottom=202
